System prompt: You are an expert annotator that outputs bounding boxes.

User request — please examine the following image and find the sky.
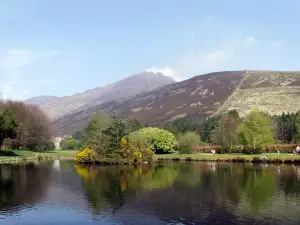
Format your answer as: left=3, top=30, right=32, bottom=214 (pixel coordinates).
left=1, top=0, right=300, bottom=100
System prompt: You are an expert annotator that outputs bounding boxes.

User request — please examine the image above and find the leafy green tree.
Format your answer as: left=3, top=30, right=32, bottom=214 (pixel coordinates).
left=211, top=112, right=241, bottom=153
left=200, top=115, right=220, bottom=143
left=0, top=108, right=18, bottom=145
left=164, top=117, right=201, bottom=136
left=177, top=132, right=202, bottom=154
left=84, top=109, right=111, bottom=150
left=0, top=100, right=52, bottom=150
left=102, top=116, right=127, bottom=152
left=273, top=112, right=297, bottom=143
left=128, top=127, right=178, bottom=154
left=61, top=136, right=77, bottom=150
left=236, top=109, right=274, bottom=152
left=294, top=112, right=300, bottom=142
left=72, top=130, right=83, bottom=140
left=124, top=118, right=142, bottom=134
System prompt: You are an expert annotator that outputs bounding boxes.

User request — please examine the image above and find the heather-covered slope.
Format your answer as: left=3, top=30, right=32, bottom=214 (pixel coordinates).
left=52, top=71, right=245, bottom=134
left=25, top=72, right=175, bottom=120
left=46, top=70, right=300, bottom=135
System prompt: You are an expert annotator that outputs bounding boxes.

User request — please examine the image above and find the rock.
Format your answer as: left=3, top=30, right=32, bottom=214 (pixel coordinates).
left=260, top=156, right=268, bottom=161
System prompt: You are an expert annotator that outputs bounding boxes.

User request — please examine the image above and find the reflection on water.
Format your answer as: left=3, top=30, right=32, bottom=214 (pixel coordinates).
left=1, top=161, right=300, bottom=224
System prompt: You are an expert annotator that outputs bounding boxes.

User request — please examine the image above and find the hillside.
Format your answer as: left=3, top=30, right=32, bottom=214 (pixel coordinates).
left=51, top=70, right=300, bottom=135
left=216, top=70, right=300, bottom=116
left=25, top=71, right=175, bottom=120
left=51, top=71, right=245, bottom=134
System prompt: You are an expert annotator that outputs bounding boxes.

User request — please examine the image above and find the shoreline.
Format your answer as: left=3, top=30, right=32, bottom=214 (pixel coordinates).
left=156, top=154, right=300, bottom=164
left=0, top=156, right=74, bottom=164
left=2, top=151, right=300, bottom=165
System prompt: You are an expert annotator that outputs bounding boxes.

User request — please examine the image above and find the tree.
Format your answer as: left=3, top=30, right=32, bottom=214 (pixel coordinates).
left=200, top=115, right=220, bottom=143
left=102, top=116, right=127, bottom=153
left=61, top=136, right=77, bottom=150
left=164, top=117, right=201, bottom=136
left=274, top=112, right=296, bottom=143
left=84, top=109, right=111, bottom=150
left=177, top=132, right=202, bottom=154
left=294, top=112, right=300, bottom=142
left=124, top=118, right=142, bottom=134
left=72, top=130, right=84, bottom=140
left=0, top=108, right=18, bottom=145
left=128, top=127, right=178, bottom=154
left=211, top=112, right=241, bottom=153
left=236, top=109, right=274, bottom=152
left=0, top=100, right=53, bottom=150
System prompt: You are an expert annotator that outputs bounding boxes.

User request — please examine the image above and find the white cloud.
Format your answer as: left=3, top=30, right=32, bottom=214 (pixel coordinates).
left=0, top=49, right=59, bottom=100
left=146, top=67, right=183, bottom=81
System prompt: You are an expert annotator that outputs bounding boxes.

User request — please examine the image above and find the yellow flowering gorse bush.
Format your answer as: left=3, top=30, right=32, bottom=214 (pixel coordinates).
left=120, top=137, right=153, bottom=163
left=74, top=148, right=97, bottom=163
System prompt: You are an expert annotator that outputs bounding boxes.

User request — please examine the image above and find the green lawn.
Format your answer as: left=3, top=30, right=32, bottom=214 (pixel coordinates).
left=154, top=152, right=300, bottom=161
left=0, top=150, right=77, bottom=160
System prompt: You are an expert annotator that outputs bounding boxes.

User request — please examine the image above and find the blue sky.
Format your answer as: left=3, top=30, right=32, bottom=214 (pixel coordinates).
left=1, top=0, right=300, bottom=100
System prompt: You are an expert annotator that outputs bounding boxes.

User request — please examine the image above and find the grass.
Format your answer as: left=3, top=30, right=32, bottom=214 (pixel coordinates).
left=0, top=150, right=77, bottom=160
left=154, top=152, right=300, bottom=161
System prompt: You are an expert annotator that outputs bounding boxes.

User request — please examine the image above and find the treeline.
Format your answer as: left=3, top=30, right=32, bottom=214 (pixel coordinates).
left=0, top=100, right=54, bottom=151
left=72, top=107, right=300, bottom=163
left=164, top=109, right=300, bottom=154
left=72, top=109, right=179, bottom=164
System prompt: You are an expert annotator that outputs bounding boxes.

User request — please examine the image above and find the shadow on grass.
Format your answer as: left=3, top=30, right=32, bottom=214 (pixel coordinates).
left=0, top=151, right=20, bottom=157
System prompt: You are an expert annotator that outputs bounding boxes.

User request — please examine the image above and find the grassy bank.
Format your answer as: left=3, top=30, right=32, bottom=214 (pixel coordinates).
left=154, top=152, right=300, bottom=164
left=0, top=150, right=76, bottom=161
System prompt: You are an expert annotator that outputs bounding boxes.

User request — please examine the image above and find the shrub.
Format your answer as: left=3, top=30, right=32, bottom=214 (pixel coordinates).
left=177, top=132, right=202, bottom=154
left=74, top=148, right=98, bottom=163
left=61, top=136, right=77, bottom=150
left=192, top=145, right=221, bottom=153
left=120, top=136, right=154, bottom=163
left=128, top=127, right=178, bottom=154
left=262, top=144, right=296, bottom=153
left=2, top=138, right=19, bottom=150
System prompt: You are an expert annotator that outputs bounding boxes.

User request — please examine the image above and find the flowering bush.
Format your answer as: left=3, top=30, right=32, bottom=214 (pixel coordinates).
left=74, top=148, right=98, bottom=163
left=120, top=137, right=153, bottom=163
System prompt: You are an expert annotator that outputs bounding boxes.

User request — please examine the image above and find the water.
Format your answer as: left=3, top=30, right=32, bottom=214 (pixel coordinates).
left=1, top=161, right=300, bottom=225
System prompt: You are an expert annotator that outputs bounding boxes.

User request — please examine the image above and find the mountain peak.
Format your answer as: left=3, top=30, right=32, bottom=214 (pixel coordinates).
left=25, top=71, right=175, bottom=121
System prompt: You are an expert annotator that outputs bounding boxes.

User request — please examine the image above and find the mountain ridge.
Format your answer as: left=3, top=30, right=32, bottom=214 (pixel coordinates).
left=50, top=70, right=300, bottom=135
left=25, top=71, right=176, bottom=120
left=26, top=70, right=300, bottom=135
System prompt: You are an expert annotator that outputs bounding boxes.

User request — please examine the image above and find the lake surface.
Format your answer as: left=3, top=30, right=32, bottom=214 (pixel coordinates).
left=1, top=161, right=300, bottom=225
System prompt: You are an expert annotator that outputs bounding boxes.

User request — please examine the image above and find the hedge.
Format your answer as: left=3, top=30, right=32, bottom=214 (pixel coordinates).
left=192, top=144, right=298, bottom=154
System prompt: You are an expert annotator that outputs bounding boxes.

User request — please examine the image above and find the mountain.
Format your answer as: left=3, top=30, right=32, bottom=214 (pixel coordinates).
left=25, top=71, right=175, bottom=120
left=51, top=70, right=300, bottom=135
left=25, top=95, right=60, bottom=105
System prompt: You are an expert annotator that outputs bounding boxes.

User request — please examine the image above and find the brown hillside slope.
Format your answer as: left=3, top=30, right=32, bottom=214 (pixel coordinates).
left=25, top=72, right=175, bottom=120
left=53, top=70, right=300, bottom=135
left=218, top=71, right=300, bottom=116
left=52, top=71, right=246, bottom=134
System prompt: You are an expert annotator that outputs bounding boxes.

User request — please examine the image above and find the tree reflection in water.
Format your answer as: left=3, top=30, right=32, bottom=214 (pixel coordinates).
left=0, top=162, right=52, bottom=212
left=74, top=162, right=300, bottom=223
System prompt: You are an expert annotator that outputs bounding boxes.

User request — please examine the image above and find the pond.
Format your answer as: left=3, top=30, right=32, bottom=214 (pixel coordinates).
left=1, top=161, right=300, bottom=224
